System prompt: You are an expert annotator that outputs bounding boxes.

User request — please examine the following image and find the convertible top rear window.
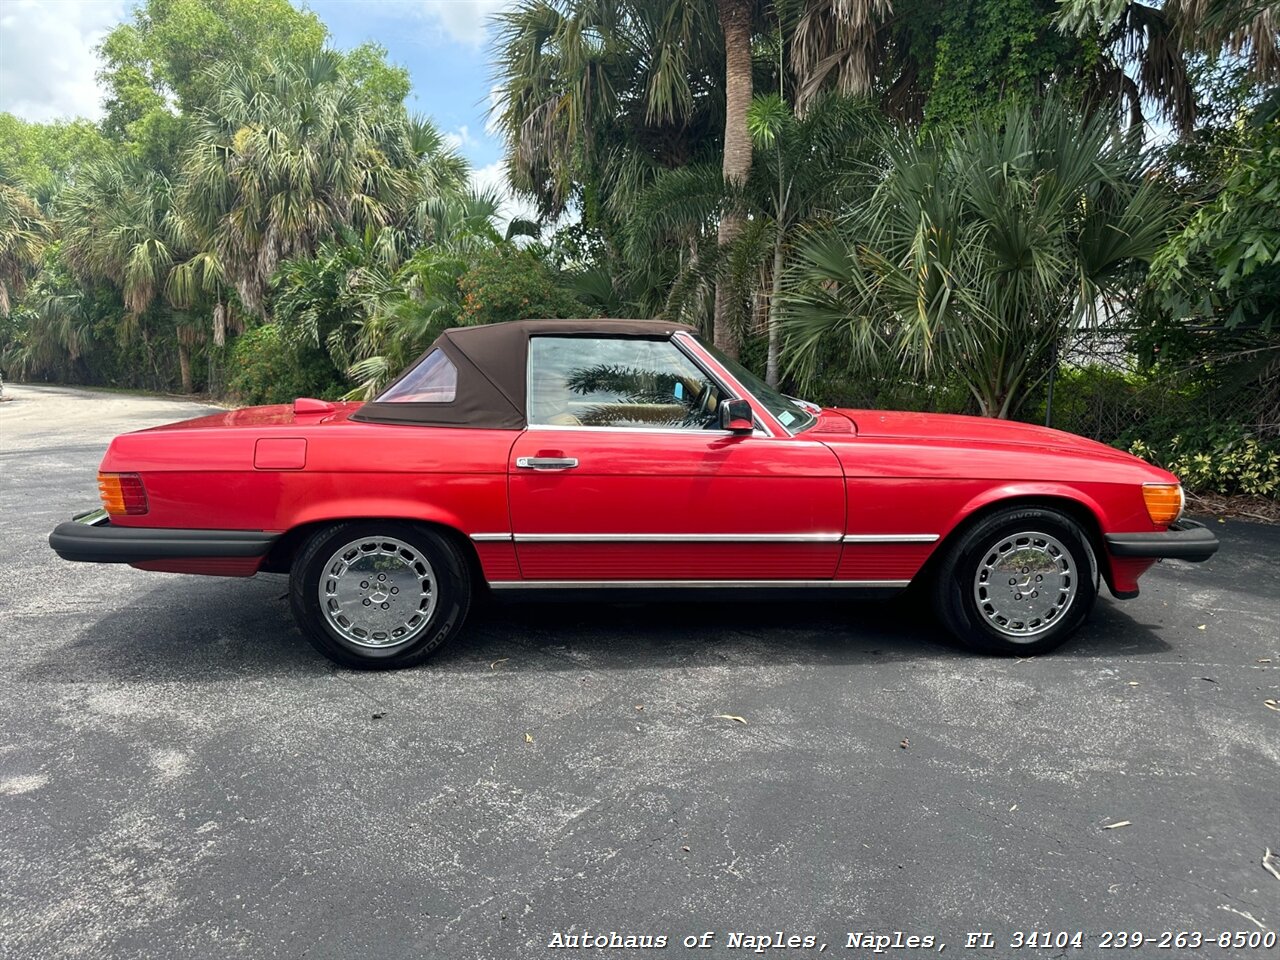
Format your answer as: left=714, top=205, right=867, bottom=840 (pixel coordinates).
left=375, top=349, right=457, bottom=403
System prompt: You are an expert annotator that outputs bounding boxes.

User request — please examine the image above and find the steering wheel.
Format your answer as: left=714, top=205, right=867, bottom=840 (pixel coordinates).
left=694, top=382, right=720, bottom=425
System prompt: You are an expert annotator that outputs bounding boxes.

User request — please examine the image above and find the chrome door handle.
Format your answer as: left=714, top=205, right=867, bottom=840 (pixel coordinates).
left=516, top=456, right=579, bottom=470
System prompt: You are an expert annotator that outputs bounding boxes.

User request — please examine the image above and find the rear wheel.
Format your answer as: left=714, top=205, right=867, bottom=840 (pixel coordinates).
left=289, top=521, right=471, bottom=669
left=931, top=507, right=1097, bottom=655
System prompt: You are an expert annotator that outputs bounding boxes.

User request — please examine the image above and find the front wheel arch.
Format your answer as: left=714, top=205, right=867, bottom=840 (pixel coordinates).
left=926, top=504, right=1101, bottom=655
left=915, top=494, right=1107, bottom=594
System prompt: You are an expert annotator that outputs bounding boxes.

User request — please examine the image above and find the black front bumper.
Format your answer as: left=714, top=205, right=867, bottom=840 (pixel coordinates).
left=49, top=509, right=278, bottom=564
left=1104, top=518, right=1220, bottom=562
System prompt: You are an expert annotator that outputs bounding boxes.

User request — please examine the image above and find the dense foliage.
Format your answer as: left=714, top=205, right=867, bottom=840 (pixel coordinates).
left=785, top=100, right=1175, bottom=418
left=2, top=0, right=1278, bottom=498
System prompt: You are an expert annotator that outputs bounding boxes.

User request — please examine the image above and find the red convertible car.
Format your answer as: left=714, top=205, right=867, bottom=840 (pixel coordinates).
left=50, top=319, right=1218, bottom=668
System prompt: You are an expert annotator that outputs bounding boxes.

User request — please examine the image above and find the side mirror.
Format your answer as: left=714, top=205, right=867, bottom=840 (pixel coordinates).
left=719, top=398, right=754, bottom=434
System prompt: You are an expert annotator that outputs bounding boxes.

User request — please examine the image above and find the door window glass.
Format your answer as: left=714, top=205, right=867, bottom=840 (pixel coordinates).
left=527, top=337, right=726, bottom=429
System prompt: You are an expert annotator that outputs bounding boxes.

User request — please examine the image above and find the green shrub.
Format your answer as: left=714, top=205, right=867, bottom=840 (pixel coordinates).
left=1031, top=366, right=1201, bottom=445
left=226, top=324, right=346, bottom=406
left=807, top=373, right=973, bottom=414
left=457, top=247, right=588, bottom=325
left=1130, top=431, right=1280, bottom=498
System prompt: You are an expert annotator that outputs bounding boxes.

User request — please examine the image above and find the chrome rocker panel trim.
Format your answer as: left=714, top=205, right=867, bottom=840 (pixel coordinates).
left=489, top=579, right=911, bottom=589
left=469, top=532, right=939, bottom=544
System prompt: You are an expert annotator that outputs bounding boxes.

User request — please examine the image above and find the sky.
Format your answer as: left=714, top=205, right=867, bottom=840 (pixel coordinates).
left=0, top=0, right=523, bottom=213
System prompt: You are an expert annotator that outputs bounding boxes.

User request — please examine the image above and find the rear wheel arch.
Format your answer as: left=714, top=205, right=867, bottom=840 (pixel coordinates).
left=288, top=520, right=474, bottom=669
left=263, top=516, right=484, bottom=588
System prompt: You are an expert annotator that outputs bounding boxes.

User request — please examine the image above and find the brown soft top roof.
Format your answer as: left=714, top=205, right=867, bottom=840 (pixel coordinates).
left=351, top=318, right=696, bottom=428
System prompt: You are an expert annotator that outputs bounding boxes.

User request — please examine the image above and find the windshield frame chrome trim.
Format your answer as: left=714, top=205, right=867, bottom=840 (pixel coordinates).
left=675, top=332, right=803, bottom=437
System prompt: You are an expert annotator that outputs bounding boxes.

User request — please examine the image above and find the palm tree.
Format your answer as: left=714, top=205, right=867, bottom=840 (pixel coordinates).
left=746, top=93, right=880, bottom=383
left=1057, top=0, right=1279, bottom=134
left=492, top=0, right=725, bottom=317
left=711, top=0, right=756, bottom=358
left=784, top=99, right=1178, bottom=418
left=492, top=0, right=725, bottom=215
left=497, top=0, right=783, bottom=350
left=0, top=170, right=51, bottom=318
left=59, top=161, right=176, bottom=319
left=788, top=0, right=891, bottom=111
left=57, top=159, right=205, bottom=391
left=626, top=93, right=880, bottom=384
left=273, top=188, right=521, bottom=400
left=1197, top=0, right=1280, bottom=79
left=792, top=0, right=1215, bottom=135
left=178, top=51, right=467, bottom=319
left=0, top=264, right=96, bottom=384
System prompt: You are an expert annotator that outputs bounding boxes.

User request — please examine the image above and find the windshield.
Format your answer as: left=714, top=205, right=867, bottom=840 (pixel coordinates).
left=696, top=339, right=818, bottom=434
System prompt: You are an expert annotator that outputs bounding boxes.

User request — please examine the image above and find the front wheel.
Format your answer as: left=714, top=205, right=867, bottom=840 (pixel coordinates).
left=930, top=507, right=1098, bottom=656
left=289, top=522, right=472, bottom=669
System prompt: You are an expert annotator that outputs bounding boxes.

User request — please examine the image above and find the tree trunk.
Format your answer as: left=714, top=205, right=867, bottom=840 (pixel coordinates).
left=177, top=341, right=194, bottom=394
left=713, top=0, right=754, bottom=359
left=765, top=236, right=784, bottom=387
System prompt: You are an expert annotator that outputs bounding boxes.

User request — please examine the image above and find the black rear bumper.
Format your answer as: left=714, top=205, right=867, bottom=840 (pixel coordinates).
left=1104, top=518, right=1220, bottom=562
left=49, top=510, right=277, bottom=564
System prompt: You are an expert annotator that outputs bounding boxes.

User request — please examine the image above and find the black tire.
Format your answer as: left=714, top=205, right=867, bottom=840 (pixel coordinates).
left=289, top=521, right=472, bottom=669
left=930, top=507, right=1098, bottom=656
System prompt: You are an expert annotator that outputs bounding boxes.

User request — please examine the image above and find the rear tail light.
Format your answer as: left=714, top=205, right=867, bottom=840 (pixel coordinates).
left=98, top=472, right=149, bottom=516
left=1142, top=483, right=1183, bottom=526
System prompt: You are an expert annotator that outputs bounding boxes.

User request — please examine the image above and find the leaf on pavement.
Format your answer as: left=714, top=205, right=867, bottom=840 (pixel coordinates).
left=524, top=732, right=533, bottom=744
left=1264, top=848, right=1280, bottom=882
left=1103, top=820, right=1132, bottom=830
left=713, top=714, right=747, bottom=724
left=1264, top=699, right=1279, bottom=712
left=490, top=658, right=510, bottom=669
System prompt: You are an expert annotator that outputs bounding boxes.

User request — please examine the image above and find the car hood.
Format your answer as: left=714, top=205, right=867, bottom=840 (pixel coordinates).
left=134, top=401, right=365, bottom=432
left=829, top=409, right=1141, bottom=461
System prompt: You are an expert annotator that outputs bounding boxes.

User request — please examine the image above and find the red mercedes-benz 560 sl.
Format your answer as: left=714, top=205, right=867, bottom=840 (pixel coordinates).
left=50, top=318, right=1219, bottom=668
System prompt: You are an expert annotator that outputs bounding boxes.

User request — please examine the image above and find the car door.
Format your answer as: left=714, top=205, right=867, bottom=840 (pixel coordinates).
left=506, top=334, right=845, bottom=583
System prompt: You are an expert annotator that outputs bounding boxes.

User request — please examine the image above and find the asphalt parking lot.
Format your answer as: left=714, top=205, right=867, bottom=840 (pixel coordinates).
left=1, top=383, right=1277, bottom=959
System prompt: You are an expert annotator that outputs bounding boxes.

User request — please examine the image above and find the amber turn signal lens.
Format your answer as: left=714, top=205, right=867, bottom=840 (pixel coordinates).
left=98, top=472, right=148, bottom=516
left=1142, top=483, right=1183, bottom=526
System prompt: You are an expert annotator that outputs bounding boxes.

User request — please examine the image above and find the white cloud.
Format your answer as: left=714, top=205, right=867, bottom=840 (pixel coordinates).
left=416, top=0, right=512, bottom=47
left=484, top=81, right=505, bottom=136
left=0, top=0, right=127, bottom=122
left=470, top=159, right=540, bottom=231
left=444, top=124, right=477, bottom=150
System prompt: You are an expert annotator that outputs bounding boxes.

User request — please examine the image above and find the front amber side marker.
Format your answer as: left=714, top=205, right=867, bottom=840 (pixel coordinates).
left=1142, top=483, right=1183, bottom=526
left=98, top=472, right=149, bottom=516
